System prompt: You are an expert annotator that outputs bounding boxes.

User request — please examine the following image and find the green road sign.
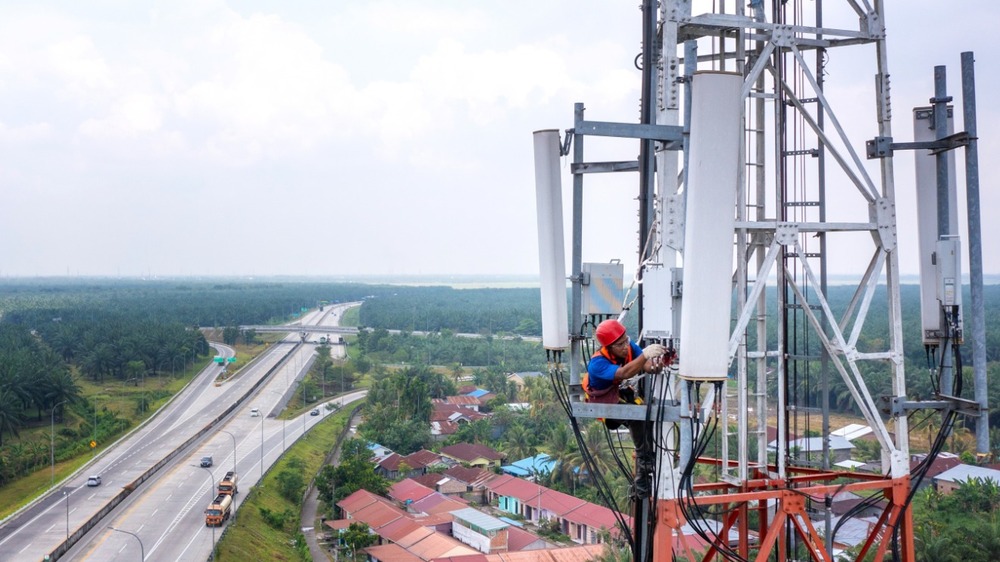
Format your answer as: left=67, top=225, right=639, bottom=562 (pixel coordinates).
left=227, top=357, right=237, bottom=363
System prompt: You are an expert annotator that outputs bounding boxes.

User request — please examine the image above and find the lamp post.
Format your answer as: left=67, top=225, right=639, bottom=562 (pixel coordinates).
left=198, top=466, right=217, bottom=556
left=92, top=396, right=100, bottom=456
left=219, top=430, right=237, bottom=475
left=273, top=390, right=286, bottom=452
left=63, top=490, right=69, bottom=539
left=259, top=410, right=264, bottom=480
left=219, top=429, right=238, bottom=521
left=109, top=526, right=145, bottom=561
left=51, top=399, right=68, bottom=487
left=302, top=370, right=307, bottom=435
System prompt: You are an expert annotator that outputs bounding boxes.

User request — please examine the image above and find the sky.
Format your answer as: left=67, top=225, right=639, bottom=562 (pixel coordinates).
left=0, top=0, right=996, bottom=279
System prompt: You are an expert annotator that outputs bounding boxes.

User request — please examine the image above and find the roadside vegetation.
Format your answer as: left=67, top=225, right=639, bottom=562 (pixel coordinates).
left=1, top=278, right=999, bottom=560
left=213, top=405, right=354, bottom=561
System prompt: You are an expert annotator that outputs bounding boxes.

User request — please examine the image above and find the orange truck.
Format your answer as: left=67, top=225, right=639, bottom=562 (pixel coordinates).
left=204, top=494, right=232, bottom=526
left=218, top=471, right=238, bottom=496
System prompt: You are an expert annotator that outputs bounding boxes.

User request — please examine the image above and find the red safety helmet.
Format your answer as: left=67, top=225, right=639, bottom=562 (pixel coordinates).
left=595, top=319, right=626, bottom=347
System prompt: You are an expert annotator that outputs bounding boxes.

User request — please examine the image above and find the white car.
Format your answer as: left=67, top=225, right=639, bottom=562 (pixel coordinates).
left=250, top=408, right=260, bottom=417
left=86, top=475, right=102, bottom=487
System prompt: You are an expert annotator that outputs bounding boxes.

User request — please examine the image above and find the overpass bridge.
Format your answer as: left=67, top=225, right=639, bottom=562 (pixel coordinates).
left=240, top=325, right=359, bottom=335
left=239, top=325, right=541, bottom=344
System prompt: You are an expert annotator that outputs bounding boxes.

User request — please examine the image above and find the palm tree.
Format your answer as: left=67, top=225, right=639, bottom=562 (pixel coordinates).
left=503, top=422, right=537, bottom=460
left=913, top=525, right=959, bottom=562
left=43, top=367, right=80, bottom=408
left=544, top=425, right=581, bottom=489
left=0, top=388, right=24, bottom=446
left=580, top=420, right=616, bottom=477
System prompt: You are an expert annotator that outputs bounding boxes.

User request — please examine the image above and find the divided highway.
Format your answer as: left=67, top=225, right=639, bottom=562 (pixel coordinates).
left=0, top=303, right=364, bottom=562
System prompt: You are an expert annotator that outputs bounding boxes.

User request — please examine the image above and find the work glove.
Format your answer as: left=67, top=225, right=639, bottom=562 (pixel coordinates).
left=641, top=343, right=665, bottom=359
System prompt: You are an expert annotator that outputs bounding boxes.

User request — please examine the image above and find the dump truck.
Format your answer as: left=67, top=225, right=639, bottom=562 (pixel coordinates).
left=218, top=471, right=238, bottom=496
left=205, top=494, right=232, bottom=526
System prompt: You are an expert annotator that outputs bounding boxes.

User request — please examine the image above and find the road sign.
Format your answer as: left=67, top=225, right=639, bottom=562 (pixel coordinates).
left=90, top=440, right=96, bottom=448
left=214, top=356, right=224, bottom=364
left=227, top=357, right=236, bottom=363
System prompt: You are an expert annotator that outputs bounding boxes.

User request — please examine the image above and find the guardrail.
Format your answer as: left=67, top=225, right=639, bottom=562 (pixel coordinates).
left=44, top=344, right=301, bottom=561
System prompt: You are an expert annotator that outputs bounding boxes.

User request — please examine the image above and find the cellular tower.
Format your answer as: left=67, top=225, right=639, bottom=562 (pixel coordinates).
left=534, top=1, right=985, bottom=561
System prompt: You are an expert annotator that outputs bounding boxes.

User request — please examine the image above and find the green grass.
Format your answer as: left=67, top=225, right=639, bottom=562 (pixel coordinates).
left=215, top=406, right=353, bottom=561
left=0, top=340, right=271, bottom=520
left=0, top=360, right=208, bottom=520
left=339, top=306, right=359, bottom=327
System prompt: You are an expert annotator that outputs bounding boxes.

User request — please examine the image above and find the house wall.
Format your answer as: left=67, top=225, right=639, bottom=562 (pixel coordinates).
left=453, top=523, right=491, bottom=554
left=936, top=480, right=961, bottom=495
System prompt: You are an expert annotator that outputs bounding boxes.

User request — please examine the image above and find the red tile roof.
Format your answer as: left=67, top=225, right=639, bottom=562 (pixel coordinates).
left=446, top=395, right=482, bottom=407
left=562, top=502, right=630, bottom=534
left=433, top=421, right=461, bottom=436
left=338, top=489, right=407, bottom=530
left=408, top=449, right=448, bottom=467
left=379, top=453, right=408, bottom=471
left=506, top=525, right=547, bottom=551
left=432, top=544, right=604, bottom=561
left=339, top=488, right=394, bottom=515
left=432, top=404, right=489, bottom=423
left=407, top=531, right=479, bottom=559
left=412, top=472, right=448, bottom=490
left=411, top=493, right=468, bottom=515
left=486, top=474, right=543, bottom=501
left=378, top=518, right=429, bottom=544
left=390, top=479, right=436, bottom=504
left=443, top=466, right=496, bottom=488
left=539, top=489, right=585, bottom=516
left=324, top=518, right=353, bottom=530
left=365, top=543, right=425, bottom=562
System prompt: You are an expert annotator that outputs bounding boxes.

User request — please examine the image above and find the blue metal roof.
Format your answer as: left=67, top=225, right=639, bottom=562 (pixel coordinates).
left=501, top=454, right=556, bottom=477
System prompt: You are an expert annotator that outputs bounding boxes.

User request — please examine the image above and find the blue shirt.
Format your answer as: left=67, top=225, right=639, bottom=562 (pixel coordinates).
left=587, top=341, right=643, bottom=391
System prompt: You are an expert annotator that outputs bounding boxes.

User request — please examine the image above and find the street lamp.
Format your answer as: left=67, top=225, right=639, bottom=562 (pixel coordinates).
left=63, top=490, right=69, bottom=539
left=198, top=466, right=217, bottom=556
left=259, top=411, right=264, bottom=480
left=92, top=396, right=100, bottom=456
left=270, top=390, right=287, bottom=452
left=219, top=430, right=237, bottom=475
left=109, top=526, right=145, bottom=561
left=51, top=399, right=68, bottom=487
left=219, top=429, right=238, bottom=521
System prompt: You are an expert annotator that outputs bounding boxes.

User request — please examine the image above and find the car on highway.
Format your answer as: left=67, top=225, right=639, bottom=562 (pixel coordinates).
left=86, top=475, right=102, bottom=487
left=310, top=409, right=320, bottom=416
left=250, top=408, right=260, bottom=417
left=200, top=456, right=213, bottom=467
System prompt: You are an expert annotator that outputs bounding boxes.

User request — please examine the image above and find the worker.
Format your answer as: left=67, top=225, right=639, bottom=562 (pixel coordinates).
left=584, top=318, right=667, bottom=497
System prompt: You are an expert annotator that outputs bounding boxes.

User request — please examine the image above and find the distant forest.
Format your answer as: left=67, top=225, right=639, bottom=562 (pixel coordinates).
left=0, top=279, right=997, bottom=436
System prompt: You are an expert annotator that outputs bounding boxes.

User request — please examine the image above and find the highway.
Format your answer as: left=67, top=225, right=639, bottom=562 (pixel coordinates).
left=0, top=303, right=363, bottom=562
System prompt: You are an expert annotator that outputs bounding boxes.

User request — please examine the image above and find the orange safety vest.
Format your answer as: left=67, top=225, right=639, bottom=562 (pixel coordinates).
left=583, top=346, right=633, bottom=404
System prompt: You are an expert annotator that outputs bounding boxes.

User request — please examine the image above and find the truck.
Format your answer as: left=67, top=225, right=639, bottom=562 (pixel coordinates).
left=218, top=471, right=238, bottom=496
left=205, top=494, right=232, bottom=526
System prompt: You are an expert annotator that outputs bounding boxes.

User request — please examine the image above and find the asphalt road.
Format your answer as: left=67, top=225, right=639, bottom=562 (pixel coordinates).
left=0, top=303, right=361, bottom=562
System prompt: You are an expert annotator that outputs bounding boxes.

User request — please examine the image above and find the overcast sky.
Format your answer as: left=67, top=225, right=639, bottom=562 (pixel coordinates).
left=0, top=1, right=996, bottom=279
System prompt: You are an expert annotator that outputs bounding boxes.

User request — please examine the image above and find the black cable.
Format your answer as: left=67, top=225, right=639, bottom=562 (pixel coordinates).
left=676, top=386, right=750, bottom=562
left=549, top=339, right=636, bottom=555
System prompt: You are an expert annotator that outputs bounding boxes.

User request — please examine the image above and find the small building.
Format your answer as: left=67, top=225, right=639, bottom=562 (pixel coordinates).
left=501, top=454, right=557, bottom=480
left=440, top=443, right=505, bottom=470
left=377, top=453, right=426, bottom=480
left=933, top=463, right=1000, bottom=495
left=450, top=507, right=509, bottom=554
left=767, top=435, right=854, bottom=464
